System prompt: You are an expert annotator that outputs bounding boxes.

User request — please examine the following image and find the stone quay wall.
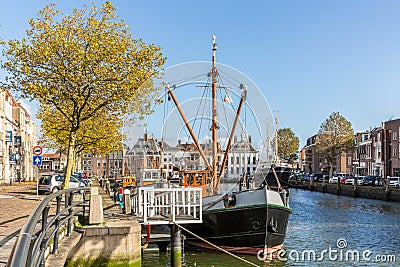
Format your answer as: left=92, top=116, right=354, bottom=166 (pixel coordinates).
left=66, top=221, right=141, bottom=266
left=290, top=182, right=400, bottom=202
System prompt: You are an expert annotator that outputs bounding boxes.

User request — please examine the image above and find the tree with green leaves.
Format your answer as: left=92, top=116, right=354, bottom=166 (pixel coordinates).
left=1, top=2, right=165, bottom=188
left=277, top=128, right=299, bottom=163
left=38, top=104, right=123, bottom=157
left=315, top=112, right=354, bottom=179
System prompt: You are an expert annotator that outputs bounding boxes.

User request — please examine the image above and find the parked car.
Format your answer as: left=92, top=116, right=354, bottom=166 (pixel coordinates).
left=329, top=173, right=353, bottom=184
left=362, top=175, right=381, bottom=186
left=345, top=176, right=364, bottom=185
left=38, top=174, right=86, bottom=194
left=310, top=173, right=326, bottom=182
left=389, top=177, right=400, bottom=187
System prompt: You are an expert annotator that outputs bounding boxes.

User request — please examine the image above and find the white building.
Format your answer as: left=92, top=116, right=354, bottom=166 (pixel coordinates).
left=0, top=90, right=37, bottom=184
left=224, top=133, right=259, bottom=179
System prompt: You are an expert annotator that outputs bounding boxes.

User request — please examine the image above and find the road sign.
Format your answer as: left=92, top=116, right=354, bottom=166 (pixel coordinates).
left=33, top=155, right=43, bottom=166
left=33, top=145, right=43, bottom=156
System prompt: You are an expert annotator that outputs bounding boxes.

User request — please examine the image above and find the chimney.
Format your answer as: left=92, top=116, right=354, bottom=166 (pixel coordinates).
left=249, top=135, right=252, bottom=144
left=234, top=135, right=237, bottom=143
left=178, top=139, right=181, bottom=146
left=144, top=133, right=148, bottom=141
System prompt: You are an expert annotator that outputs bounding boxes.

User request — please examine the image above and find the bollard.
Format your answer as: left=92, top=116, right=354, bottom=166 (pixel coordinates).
left=170, top=224, right=182, bottom=267
left=124, top=188, right=131, bottom=214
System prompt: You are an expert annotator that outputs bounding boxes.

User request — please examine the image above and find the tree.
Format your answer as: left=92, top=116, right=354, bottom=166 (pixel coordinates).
left=0, top=3, right=165, bottom=188
left=315, top=112, right=354, bottom=178
left=277, top=128, right=299, bottom=163
left=38, top=104, right=123, bottom=156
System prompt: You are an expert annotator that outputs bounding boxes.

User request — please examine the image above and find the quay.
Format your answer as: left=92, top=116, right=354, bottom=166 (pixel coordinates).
left=290, top=181, right=400, bottom=202
left=1, top=181, right=203, bottom=267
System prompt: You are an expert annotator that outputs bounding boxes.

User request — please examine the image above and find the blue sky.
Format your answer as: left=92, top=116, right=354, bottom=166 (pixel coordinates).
left=1, top=1, right=400, bottom=147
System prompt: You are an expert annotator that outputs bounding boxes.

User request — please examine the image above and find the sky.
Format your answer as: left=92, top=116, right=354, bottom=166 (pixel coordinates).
left=1, top=0, right=400, bottom=147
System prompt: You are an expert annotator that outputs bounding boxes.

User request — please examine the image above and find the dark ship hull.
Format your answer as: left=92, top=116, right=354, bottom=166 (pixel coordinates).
left=186, top=167, right=292, bottom=254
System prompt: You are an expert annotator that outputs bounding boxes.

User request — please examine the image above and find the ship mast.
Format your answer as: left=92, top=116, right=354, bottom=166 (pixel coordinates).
left=211, top=36, right=219, bottom=193
left=274, top=110, right=279, bottom=165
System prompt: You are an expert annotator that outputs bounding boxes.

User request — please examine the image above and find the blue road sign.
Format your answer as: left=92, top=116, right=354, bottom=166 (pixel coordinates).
left=33, top=155, right=43, bottom=166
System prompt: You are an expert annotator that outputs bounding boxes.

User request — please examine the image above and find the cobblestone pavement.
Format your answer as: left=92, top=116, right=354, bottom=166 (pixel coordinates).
left=0, top=182, right=125, bottom=266
left=0, top=183, right=43, bottom=266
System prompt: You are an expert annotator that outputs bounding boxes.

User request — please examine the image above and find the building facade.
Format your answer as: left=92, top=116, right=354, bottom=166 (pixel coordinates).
left=383, top=119, right=400, bottom=177
left=302, top=118, right=400, bottom=178
left=0, top=90, right=37, bottom=184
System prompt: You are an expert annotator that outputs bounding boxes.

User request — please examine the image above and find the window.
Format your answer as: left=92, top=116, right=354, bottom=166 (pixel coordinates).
left=393, top=132, right=398, bottom=141
left=347, top=156, right=352, bottom=166
left=253, top=157, right=256, bottom=164
left=393, top=147, right=398, bottom=158
left=236, top=157, right=239, bottom=164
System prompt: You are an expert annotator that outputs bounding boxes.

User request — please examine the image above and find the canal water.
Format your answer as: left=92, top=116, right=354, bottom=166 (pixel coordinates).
left=142, top=188, right=400, bottom=266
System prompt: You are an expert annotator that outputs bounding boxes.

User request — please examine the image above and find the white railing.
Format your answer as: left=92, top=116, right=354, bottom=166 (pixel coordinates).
left=132, top=186, right=203, bottom=225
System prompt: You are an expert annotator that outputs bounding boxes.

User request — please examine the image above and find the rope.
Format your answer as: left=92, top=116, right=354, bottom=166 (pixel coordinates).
left=173, top=222, right=260, bottom=267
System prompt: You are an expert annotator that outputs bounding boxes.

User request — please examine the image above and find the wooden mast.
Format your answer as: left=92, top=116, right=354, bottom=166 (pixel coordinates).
left=211, top=36, right=219, bottom=193
left=167, top=86, right=212, bottom=172
left=217, top=85, right=247, bottom=188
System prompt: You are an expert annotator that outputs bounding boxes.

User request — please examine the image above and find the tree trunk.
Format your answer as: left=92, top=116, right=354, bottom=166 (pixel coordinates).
left=62, top=131, right=77, bottom=189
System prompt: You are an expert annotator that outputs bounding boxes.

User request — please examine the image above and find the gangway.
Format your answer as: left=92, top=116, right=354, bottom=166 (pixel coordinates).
left=132, top=186, right=203, bottom=225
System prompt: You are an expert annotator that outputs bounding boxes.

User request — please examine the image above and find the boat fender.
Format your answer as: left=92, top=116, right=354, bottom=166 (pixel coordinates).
left=223, top=193, right=236, bottom=208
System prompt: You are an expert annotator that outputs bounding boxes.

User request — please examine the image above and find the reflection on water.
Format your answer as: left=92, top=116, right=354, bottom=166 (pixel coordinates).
left=142, top=189, right=400, bottom=266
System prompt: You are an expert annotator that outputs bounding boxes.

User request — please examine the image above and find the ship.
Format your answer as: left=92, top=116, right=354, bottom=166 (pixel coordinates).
left=163, top=36, right=292, bottom=255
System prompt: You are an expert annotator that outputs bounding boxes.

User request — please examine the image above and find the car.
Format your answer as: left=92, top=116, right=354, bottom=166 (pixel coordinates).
left=310, top=173, right=326, bottom=182
left=38, top=174, right=64, bottom=194
left=320, top=174, right=329, bottom=182
left=345, top=176, right=364, bottom=185
left=329, top=173, right=353, bottom=184
left=362, top=175, right=381, bottom=186
left=38, top=174, right=86, bottom=194
left=389, top=177, right=400, bottom=187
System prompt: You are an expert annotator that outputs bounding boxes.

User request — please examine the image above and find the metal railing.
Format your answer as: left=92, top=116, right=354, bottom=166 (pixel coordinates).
left=7, top=187, right=90, bottom=267
left=132, top=186, right=203, bottom=225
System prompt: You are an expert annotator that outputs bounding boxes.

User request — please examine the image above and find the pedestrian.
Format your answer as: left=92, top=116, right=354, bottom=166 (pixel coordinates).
left=371, top=177, right=375, bottom=187
left=118, top=186, right=124, bottom=209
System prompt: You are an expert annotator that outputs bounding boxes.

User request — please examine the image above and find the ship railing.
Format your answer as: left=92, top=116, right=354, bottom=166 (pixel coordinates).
left=132, top=186, right=203, bottom=225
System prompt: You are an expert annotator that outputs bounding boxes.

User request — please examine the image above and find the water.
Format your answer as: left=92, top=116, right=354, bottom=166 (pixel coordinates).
left=142, top=189, right=400, bottom=266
